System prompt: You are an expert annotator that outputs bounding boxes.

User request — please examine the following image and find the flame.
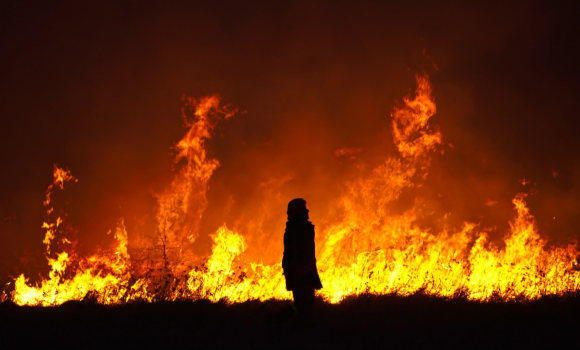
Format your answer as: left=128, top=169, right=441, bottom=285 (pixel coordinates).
left=12, top=220, right=131, bottom=306
left=392, top=75, right=442, bottom=159
left=8, top=74, right=580, bottom=306
left=467, top=194, right=580, bottom=300
left=42, top=166, right=77, bottom=252
left=157, top=96, right=235, bottom=244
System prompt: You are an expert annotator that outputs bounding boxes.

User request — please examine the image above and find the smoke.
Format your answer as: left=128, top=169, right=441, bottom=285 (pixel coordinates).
left=1, top=1, right=579, bottom=287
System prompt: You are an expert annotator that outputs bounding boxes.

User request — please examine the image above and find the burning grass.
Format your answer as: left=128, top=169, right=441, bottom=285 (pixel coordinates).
left=4, top=74, right=580, bottom=307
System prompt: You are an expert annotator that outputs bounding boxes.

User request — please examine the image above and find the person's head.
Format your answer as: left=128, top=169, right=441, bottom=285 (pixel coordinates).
left=287, top=198, right=309, bottom=220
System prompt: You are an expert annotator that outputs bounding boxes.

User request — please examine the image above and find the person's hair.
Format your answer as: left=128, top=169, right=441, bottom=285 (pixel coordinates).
left=287, top=198, right=308, bottom=219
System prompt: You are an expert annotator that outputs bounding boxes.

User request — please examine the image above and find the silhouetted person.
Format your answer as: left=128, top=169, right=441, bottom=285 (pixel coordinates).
left=282, top=198, right=322, bottom=316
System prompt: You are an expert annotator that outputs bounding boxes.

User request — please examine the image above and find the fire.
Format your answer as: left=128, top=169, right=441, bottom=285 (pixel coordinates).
left=467, top=194, right=580, bottom=300
left=6, top=75, right=580, bottom=306
left=153, top=95, right=236, bottom=277
left=186, top=225, right=286, bottom=302
left=391, top=75, right=442, bottom=159
left=42, top=165, right=77, bottom=252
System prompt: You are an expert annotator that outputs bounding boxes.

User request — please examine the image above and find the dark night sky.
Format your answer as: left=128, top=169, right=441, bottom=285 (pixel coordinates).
left=1, top=1, right=579, bottom=282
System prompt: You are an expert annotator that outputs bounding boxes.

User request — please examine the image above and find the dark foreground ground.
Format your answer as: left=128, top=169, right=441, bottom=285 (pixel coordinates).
left=1, top=293, right=580, bottom=349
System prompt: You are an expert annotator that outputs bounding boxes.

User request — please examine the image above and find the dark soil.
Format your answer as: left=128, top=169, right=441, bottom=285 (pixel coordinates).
left=1, top=293, right=579, bottom=349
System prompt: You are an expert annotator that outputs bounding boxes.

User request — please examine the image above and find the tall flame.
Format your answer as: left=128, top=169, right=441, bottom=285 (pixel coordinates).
left=42, top=165, right=77, bottom=253
left=152, top=95, right=236, bottom=276
left=8, top=75, right=580, bottom=306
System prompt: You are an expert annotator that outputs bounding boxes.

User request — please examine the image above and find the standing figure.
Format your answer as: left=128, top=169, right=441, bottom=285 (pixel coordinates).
left=282, top=198, right=323, bottom=315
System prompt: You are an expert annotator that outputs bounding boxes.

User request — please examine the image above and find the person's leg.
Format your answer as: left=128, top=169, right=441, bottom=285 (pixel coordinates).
left=304, top=287, right=315, bottom=313
left=293, top=285, right=315, bottom=315
left=292, top=287, right=305, bottom=314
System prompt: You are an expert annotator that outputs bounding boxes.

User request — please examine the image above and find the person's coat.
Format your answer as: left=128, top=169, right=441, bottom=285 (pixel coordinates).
left=282, top=217, right=323, bottom=291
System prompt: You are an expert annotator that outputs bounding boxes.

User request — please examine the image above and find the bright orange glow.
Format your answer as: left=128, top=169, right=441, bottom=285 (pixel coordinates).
left=8, top=75, right=580, bottom=306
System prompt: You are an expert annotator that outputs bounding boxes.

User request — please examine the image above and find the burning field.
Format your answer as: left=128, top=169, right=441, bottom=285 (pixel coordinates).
left=1, top=1, right=580, bottom=347
left=2, top=73, right=580, bottom=306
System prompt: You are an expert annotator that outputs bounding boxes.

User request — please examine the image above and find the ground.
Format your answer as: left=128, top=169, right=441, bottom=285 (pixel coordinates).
left=1, top=293, right=579, bottom=349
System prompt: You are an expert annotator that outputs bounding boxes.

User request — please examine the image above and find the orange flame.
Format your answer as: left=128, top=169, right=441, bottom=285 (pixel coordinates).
left=42, top=166, right=77, bottom=253
left=8, top=75, right=580, bottom=306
